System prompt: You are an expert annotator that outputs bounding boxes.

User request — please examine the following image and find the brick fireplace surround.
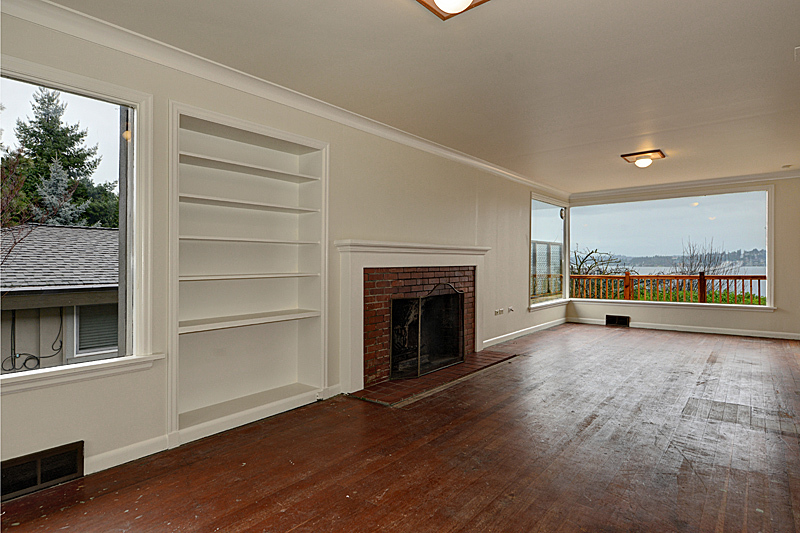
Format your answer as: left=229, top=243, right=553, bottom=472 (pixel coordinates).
left=363, top=267, right=476, bottom=387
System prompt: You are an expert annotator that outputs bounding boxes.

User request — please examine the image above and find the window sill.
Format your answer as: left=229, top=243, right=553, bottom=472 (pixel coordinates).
left=0, top=353, right=165, bottom=395
left=528, top=298, right=569, bottom=312
left=569, top=298, right=775, bottom=312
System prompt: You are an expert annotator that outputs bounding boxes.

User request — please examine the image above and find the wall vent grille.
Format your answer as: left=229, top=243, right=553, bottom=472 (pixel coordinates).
left=605, top=315, right=631, bottom=327
left=1, top=441, right=84, bottom=501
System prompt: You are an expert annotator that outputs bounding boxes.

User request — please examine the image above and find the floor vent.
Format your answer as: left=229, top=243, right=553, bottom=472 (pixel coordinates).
left=605, top=315, right=631, bottom=327
left=1, top=441, right=84, bottom=501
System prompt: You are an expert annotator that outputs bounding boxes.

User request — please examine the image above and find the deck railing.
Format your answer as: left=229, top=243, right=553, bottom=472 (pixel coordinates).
left=570, top=272, right=767, bottom=305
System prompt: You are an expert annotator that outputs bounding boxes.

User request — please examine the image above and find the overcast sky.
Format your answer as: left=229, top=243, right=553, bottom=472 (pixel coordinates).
left=1, top=77, right=120, bottom=186
left=569, top=191, right=767, bottom=257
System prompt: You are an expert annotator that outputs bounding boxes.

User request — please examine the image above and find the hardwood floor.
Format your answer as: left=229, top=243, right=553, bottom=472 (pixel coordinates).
left=4, top=324, right=800, bottom=532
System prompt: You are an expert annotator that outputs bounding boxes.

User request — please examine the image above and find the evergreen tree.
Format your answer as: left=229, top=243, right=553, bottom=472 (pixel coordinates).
left=31, top=159, right=87, bottom=226
left=14, top=87, right=100, bottom=201
left=76, top=178, right=119, bottom=227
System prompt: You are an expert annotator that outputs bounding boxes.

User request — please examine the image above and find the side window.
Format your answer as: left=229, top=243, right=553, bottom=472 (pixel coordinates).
left=530, top=197, right=565, bottom=305
left=0, top=77, right=133, bottom=373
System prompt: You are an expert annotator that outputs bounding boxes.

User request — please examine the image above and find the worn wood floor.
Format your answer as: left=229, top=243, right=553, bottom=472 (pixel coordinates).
left=4, top=324, right=800, bottom=532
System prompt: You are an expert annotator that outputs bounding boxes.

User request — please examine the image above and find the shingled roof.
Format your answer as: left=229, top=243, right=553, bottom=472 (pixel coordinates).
left=1, top=224, right=118, bottom=292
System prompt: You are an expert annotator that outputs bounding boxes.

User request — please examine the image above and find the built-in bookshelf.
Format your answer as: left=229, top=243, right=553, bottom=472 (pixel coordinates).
left=173, top=106, right=326, bottom=443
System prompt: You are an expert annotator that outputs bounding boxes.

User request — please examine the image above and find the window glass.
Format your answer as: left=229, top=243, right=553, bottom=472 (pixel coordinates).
left=570, top=191, right=767, bottom=305
left=0, top=77, right=132, bottom=372
left=530, top=198, right=565, bottom=305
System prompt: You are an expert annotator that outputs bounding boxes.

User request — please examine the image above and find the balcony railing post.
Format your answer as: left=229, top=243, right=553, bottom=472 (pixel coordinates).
left=624, top=271, right=631, bottom=300
left=698, top=271, right=706, bottom=303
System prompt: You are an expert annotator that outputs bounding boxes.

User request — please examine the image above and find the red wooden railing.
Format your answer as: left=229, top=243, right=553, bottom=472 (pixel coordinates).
left=570, top=272, right=767, bottom=305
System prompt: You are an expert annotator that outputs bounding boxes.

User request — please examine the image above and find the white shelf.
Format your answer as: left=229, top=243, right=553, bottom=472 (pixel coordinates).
left=178, top=308, right=320, bottom=334
left=173, top=105, right=325, bottom=447
left=178, top=382, right=319, bottom=440
left=180, top=152, right=320, bottom=183
left=179, top=193, right=319, bottom=214
left=179, top=272, right=319, bottom=282
left=179, top=235, right=319, bottom=245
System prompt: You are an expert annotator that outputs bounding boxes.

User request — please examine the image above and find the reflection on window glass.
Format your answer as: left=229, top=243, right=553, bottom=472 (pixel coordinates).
left=530, top=198, right=564, bottom=305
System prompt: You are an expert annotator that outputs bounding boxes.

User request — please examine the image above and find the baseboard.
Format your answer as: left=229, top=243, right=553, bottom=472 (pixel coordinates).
left=84, top=435, right=169, bottom=475
left=322, top=384, right=341, bottom=400
left=566, top=317, right=800, bottom=340
left=482, top=318, right=566, bottom=348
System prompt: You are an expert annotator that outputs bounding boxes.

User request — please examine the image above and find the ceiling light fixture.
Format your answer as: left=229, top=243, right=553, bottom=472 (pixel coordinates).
left=434, top=0, right=472, bottom=13
left=621, top=149, right=666, bottom=168
left=416, top=0, right=490, bottom=20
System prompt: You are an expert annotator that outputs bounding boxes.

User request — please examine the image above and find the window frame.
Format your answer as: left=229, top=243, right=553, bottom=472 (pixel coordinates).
left=567, top=183, right=774, bottom=309
left=529, top=192, right=570, bottom=309
left=0, top=56, right=159, bottom=392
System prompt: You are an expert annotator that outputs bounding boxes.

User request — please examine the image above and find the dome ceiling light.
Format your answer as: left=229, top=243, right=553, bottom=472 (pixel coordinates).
left=416, top=0, right=491, bottom=20
left=621, top=149, right=666, bottom=168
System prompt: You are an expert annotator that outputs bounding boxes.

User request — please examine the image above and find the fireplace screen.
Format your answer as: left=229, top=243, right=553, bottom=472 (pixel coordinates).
left=390, top=283, right=465, bottom=380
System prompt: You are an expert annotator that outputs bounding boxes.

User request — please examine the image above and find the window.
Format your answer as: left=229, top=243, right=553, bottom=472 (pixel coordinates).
left=569, top=190, right=768, bottom=305
left=0, top=76, right=134, bottom=372
left=76, top=304, right=118, bottom=356
left=530, top=197, right=565, bottom=305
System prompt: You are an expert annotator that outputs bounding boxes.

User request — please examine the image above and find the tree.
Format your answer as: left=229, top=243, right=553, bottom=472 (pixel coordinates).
left=669, top=238, right=739, bottom=276
left=73, top=178, right=119, bottom=227
left=570, top=247, right=633, bottom=275
left=14, top=87, right=100, bottom=200
left=32, top=159, right=87, bottom=226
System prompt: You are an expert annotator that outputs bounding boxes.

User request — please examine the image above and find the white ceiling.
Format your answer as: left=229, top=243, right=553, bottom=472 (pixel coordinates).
left=45, top=0, right=800, bottom=194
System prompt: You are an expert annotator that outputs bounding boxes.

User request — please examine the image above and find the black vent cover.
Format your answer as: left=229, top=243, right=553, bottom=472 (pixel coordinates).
left=605, top=315, right=631, bottom=327
left=2, top=441, right=84, bottom=501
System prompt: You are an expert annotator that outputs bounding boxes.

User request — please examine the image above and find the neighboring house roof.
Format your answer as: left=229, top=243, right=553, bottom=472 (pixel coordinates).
left=1, top=224, right=118, bottom=292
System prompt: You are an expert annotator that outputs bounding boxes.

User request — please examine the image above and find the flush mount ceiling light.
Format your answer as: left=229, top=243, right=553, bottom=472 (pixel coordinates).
left=416, top=0, right=491, bottom=20
left=621, top=149, right=666, bottom=168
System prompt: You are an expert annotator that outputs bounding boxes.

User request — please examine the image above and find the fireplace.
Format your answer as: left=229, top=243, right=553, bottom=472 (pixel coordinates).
left=391, top=283, right=465, bottom=379
left=335, top=239, right=489, bottom=393
left=363, top=266, right=475, bottom=386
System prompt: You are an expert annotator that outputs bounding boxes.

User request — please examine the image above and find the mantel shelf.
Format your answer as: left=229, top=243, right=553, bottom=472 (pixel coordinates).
left=179, top=272, right=319, bottom=282
left=179, top=193, right=319, bottom=214
left=179, top=152, right=320, bottom=183
left=178, top=308, right=321, bottom=334
left=179, top=235, right=319, bottom=245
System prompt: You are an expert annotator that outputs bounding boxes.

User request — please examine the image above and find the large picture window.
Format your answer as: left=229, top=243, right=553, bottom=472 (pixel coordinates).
left=1, top=77, right=134, bottom=373
left=569, top=190, right=768, bottom=305
left=530, top=197, right=565, bottom=305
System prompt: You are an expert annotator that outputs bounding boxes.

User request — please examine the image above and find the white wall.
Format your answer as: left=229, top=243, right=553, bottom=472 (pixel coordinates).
left=0, top=7, right=561, bottom=469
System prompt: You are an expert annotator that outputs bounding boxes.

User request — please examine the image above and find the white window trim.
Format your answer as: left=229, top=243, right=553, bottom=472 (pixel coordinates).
left=0, top=56, right=156, bottom=389
left=530, top=192, right=569, bottom=305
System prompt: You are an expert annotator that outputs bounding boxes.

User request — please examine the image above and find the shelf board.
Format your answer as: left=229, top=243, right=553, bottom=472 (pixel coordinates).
left=179, top=193, right=319, bottom=214
left=179, top=235, right=319, bottom=245
left=178, top=308, right=320, bottom=334
left=179, top=382, right=319, bottom=432
left=179, top=272, right=319, bottom=282
left=179, top=152, right=320, bottom=183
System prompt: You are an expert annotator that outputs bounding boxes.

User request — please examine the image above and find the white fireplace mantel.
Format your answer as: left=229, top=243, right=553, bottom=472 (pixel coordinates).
left=335, top=240, right=490, bottom=393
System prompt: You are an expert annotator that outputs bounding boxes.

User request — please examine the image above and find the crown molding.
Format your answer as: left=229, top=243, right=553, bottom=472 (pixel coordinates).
left=1, top=0, right=569, bottom=202
left=569, top=169, right=799, bottom=206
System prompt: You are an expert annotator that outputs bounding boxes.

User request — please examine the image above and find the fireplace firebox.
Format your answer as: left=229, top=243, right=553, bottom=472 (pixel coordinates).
left=390, top=283, right=465, bottom=380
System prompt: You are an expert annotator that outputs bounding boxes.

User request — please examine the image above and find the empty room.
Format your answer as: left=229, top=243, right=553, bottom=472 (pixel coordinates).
left=1, top=0, right=799, bottom=531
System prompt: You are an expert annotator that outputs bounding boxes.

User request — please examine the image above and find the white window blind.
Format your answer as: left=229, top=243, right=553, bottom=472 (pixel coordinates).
left=77, top=304, right=118, bottom=353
